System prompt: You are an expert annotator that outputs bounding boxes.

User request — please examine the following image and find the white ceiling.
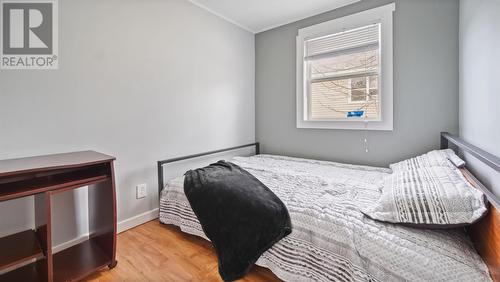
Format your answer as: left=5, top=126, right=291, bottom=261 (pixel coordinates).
left=189, top=0, right=361, bottom=33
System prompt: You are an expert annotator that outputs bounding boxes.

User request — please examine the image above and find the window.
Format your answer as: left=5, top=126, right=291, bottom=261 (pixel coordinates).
left=296, top=4, right=395, bottom=130
left=349, top=76, right=377, bottom=104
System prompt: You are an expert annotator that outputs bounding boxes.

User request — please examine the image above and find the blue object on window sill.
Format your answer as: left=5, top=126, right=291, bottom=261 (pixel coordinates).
left=347, top=111, right=364, bottom=117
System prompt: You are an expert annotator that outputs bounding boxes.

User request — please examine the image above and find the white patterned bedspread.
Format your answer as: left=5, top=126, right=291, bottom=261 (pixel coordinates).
left=159, top=154, right=491, bottom=282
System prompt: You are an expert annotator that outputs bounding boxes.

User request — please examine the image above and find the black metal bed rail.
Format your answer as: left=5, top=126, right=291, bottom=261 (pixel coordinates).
left=441, top=132, right=500, bottom=172
left=157, top=142, right=260, bottom=198
left=441, top=132, right=500, bottom=208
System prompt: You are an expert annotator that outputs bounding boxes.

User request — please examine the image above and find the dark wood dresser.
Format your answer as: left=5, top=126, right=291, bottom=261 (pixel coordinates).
left=0, top=151, right=117, bottom=281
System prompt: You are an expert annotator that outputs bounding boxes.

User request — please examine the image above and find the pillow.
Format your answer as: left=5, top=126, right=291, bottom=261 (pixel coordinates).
left=362, top=166, right=487, bottom=228
left=443, top=149, right=466, bottom=168
left=390, top=149, right=465, bottom=172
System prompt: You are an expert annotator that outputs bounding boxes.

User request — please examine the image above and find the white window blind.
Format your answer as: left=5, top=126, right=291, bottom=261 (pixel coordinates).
left=305, top=24, right=380, bottom=60
left=304, top=23, right=381, bottom=121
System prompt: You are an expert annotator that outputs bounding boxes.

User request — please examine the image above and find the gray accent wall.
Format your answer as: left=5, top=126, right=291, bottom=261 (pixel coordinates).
left=459, top=0, right=500, bottom=196
left=0, top=0, right=254, bottom=244
left=255, top=0, right=459, bottom=167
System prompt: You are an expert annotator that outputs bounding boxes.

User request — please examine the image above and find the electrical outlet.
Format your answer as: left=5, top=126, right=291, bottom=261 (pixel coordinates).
left=136, top=183, right=147, bottom=199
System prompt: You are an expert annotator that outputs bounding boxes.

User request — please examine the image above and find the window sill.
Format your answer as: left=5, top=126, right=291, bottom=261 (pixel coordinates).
left=296, top=119, right=393, bottom=131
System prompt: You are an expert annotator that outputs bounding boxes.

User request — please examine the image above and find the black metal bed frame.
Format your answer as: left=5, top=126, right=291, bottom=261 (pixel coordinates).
left=156, top=132, right=499, bottom=208
left=157, top=142, right=259, bottom=198
left=441, top=132, right=500, bottom=208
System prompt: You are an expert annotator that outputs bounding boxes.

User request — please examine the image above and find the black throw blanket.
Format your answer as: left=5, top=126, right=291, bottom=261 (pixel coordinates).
left=184, top=161, right=292, bottom=281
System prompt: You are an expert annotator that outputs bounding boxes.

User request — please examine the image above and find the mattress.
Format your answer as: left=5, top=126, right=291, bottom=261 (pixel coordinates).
left=160, top=154, right=491, bottom=282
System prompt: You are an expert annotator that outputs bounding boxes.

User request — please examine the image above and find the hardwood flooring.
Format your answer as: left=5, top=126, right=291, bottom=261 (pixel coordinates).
left=84, top=220, right=280, bottom=282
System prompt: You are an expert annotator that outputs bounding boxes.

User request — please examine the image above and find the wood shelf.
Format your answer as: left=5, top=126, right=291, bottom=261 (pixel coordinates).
left=0, top=151, right=115, bottom=178
left=0, top=230, right=44, bottom=271
left=0, top=170, right=109, bottom=202
left=0, top=260, right=47, bottom=282
left=0, top=151, right=117, bottom=281
left=53, top=240, right=111, bottom=282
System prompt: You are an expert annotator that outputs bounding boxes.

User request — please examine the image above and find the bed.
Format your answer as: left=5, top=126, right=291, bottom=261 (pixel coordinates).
left=157, top=133, right=499, bottom=282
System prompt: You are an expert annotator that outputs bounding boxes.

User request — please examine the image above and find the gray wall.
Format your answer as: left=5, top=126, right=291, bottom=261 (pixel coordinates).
left=459, top=0, right=500, bottom=196
left=255, top=0, right=459, bottom=167
left=0, top=0, right=255, bottom=244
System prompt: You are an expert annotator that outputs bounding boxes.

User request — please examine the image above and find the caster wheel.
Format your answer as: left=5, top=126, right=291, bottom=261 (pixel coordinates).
left=108, top=260, right=118, bottom=269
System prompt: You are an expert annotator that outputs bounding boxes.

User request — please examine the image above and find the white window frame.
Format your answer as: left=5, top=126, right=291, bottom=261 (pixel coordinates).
left=296, top=3, right=395, bottom=130
left=348, top=77, right=371, bottom=104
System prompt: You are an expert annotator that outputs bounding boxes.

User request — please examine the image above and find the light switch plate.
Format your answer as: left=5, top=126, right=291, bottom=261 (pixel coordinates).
left=136, top=183, right=147, bottom=199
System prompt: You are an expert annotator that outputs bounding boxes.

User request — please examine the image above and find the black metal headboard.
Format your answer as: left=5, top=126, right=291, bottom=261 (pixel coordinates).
left=157, top=142, right=260, bottom=198
left=441, top=132, right=500, bottom=208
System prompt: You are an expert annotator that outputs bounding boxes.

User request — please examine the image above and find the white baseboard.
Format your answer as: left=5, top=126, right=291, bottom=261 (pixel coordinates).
left=44, top=208, right=158, bottom=255
left=117, top=208, right=159, bottom=233
left=53, top=234, right=89, bottom=253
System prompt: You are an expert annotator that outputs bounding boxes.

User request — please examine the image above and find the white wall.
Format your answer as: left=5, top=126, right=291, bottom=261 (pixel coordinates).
left=459, top=0, right=500, bottom=196
left=0, top=0, right=255, bottom=245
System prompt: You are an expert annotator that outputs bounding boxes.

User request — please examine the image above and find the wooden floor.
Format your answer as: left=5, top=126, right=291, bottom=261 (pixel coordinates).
left=84, top=220, right=281, bottom=281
